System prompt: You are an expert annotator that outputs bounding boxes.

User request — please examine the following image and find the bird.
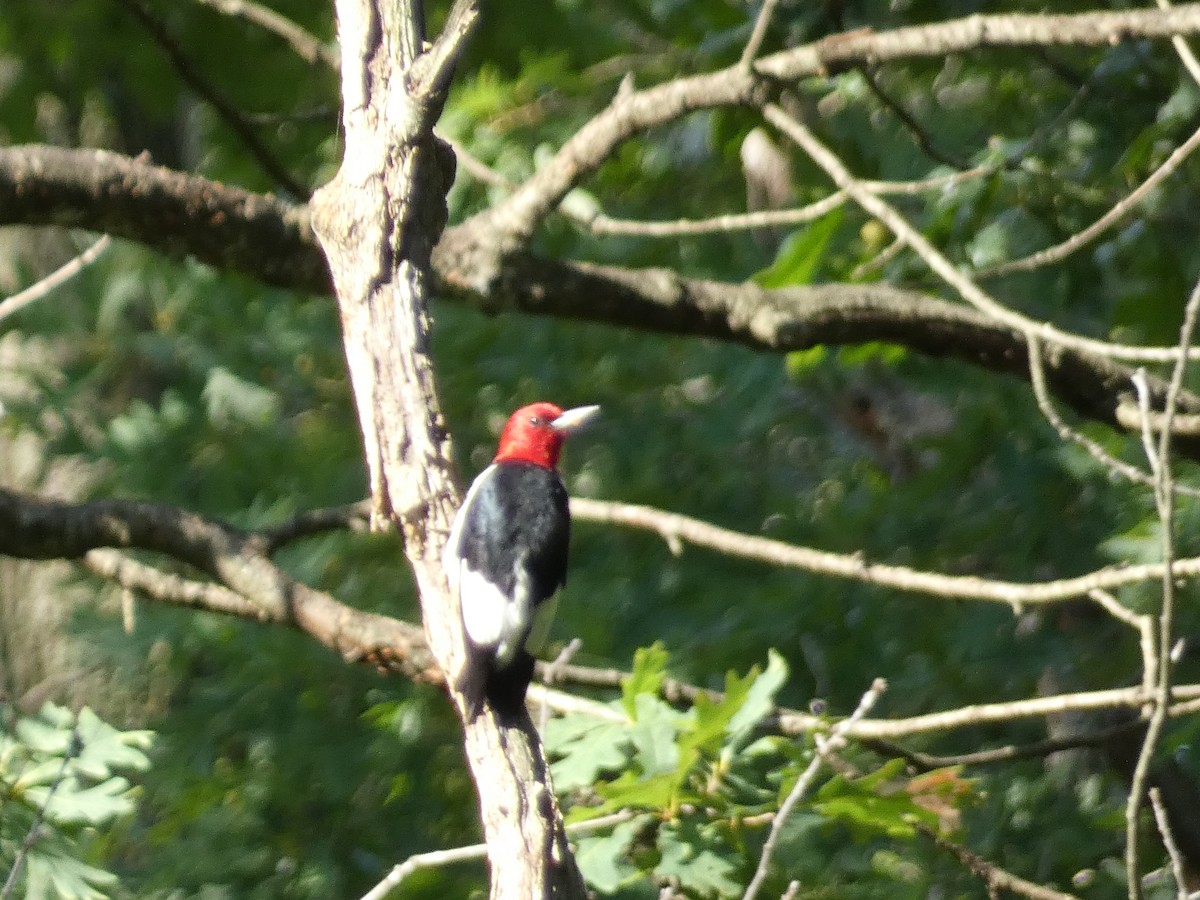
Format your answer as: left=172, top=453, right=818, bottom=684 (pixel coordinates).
left=442, top=401, right=600, bottom=720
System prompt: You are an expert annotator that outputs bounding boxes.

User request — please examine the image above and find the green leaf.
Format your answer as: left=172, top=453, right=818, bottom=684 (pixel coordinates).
left=656, top=820, right=741, bottom=898
left=813, top=760, right=936, bottom=841
left=726, top=650, right=788, bottom=752
left=544, top=714, right=632, bottom=792
left=72, top=707, right=153, bottom=779
left=622, top=642, right=670, bottom=720
left=589, top=770, right=679, bottom=817
left=28, top=776, right=137, bottom=826
left=575, top=815, right=650, bottom=892
left=24, top=848, right=118, bottom=900
left=752, top=208, right=844, bottom=288
left=628, top=693, right=684, bottom=777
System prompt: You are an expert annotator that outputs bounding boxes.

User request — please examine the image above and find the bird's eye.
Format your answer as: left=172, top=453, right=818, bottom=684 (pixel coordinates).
left=529, top=415, right=542, bottom=426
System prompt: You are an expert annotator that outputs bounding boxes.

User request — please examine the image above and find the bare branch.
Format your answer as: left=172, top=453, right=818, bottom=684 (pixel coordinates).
left=859, top=67, right=968, bottom=170
left=587, top=194, right=846, bottom=237
left=783, top=685, right=1200, bottom=741
left=479, top=5, right=1200, bottom=242
left=920, top=824, right=1081, bottom=900
left=1150, top=787, right=1192, bottom=900
left=873, top=718, right=1144, bottom=770
left=763, top=102, right=1200, bottom=364
left=570, top=497, right=1200, bottom=607
left=742, top=678, right=887, bottom=900
left=82, top=549, right=268, bottom=620
left=361, top=811, right=636, bottom=900
left=739, top=0, right=780, bottom=70
left=0, top=235, right=112, bottom=326
left=114, top=0, right=309, bottom=199
left=10, top=146, right=1200, bottom=458
left=256, top=500, right=372, bottom=552
left=0, top=488, right=433, bottom=679
left=1026, top=334, right=1200, bottom=499
left=1126, top=273, right=1200, bottom=897
left=978, top=121, right=1200, bottom=279
left=193, top=0, right=339, bottom=68
left=0, top=146, right=325, bottom=292
left=1157, top=0, right=1200, bottom=86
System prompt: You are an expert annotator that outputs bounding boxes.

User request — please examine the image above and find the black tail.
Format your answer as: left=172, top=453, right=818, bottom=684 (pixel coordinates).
left=460, top=650, right=536, bottom=722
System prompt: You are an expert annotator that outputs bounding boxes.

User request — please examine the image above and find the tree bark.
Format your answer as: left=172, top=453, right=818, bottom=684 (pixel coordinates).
left=306, top=0, right=585, bottom=895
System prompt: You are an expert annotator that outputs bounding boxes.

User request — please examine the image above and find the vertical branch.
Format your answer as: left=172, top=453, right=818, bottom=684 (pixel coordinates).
left=308, top=0, right=585, bottom=896
left=1124, top=276, right=1200, bottom=898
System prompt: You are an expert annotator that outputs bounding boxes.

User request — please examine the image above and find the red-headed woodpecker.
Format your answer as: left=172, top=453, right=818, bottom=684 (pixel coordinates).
left=443, top=402, right=600, bottom=720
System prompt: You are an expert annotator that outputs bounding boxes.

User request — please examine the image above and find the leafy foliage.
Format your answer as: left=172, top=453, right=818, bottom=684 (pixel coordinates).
left=0, top=703, right=152, bottom=899
left=547, top=647, right=974, bottom=896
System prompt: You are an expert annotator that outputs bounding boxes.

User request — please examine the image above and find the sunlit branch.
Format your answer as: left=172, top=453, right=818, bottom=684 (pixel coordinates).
left=586, top=194, right=846, bottom=237
left=739, top=0, right=780, bottom=71
left=978, top=121, right=1200, bottom=279
left=481, top=4, right=1200, bottom=242
left=1125, top=274, right=1200, bottom=897
left=83, top=549, right=269, bottom=620
left=570, top=497, right=1200, bottom=606
left=763, top=102, right=1200, bottom=364
left=791, top=685, right=1200, bottom=741
left=1149, top=787, right=1192, bottom=900
left=742, top=678, right=886, bottom=900
left=8, top=145, right=1200, bottom=456
left=529, top=671, right=1200, bottom=744
left=0, top=235, right=111, bottom=326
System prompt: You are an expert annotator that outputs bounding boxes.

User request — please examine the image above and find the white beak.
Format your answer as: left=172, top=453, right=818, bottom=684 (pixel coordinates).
left=550, top=405, right=601, bottom=433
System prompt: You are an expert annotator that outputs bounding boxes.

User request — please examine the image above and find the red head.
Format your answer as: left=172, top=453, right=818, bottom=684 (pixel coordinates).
left=494, top=402, right=600, bottom=469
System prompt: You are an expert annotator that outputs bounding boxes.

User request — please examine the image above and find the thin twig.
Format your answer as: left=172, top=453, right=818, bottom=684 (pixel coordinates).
left=359, top=811, right=637, bottom=900
left=763, top=101, right=1200, bottom=363
left=1125, top=274, right=1200, bottom=898
left=740, top=0, right=781, bottom=70
left=1156, top=0, right=1200, bottom=87
left=193, top=0, right=339, bottom=68
left=978, top=121, right=1200, bottom=279
left=920, top=823, right=1081, bottom=900
left=540, top=638, right=584, bottom=730
left=1149, top=787, right=1191, bottom=900
left=256, top=500, right=372, bottom=552
left=1089, top=590, right=1157, bottom=699
left=851, top=234, right=905, bottom=279
left=440, top=133, right=517, bottom=190
left=871, top=716, right=1143, bottom=770
left=589, top=194, right=846, bottom=237
left=0, top=717, right=81, bottom=900
left=116, top=0, right=310, bottom=198
left=0, top=235, right=112, bottom=326
left=1027, top=332, right=1177, bottom=493
left=741, top=678, right=887, bottom=900
left=859, top=67, right=969, bottom=170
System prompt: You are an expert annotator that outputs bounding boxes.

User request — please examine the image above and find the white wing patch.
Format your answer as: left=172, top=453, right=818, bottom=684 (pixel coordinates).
left=493, top=559, right=532, bottom=667
left=459, top=564, right=509, bottom=649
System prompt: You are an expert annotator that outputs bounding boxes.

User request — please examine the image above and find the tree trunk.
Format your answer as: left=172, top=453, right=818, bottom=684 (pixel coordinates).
left=307, top=0, right=586, bottom=895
